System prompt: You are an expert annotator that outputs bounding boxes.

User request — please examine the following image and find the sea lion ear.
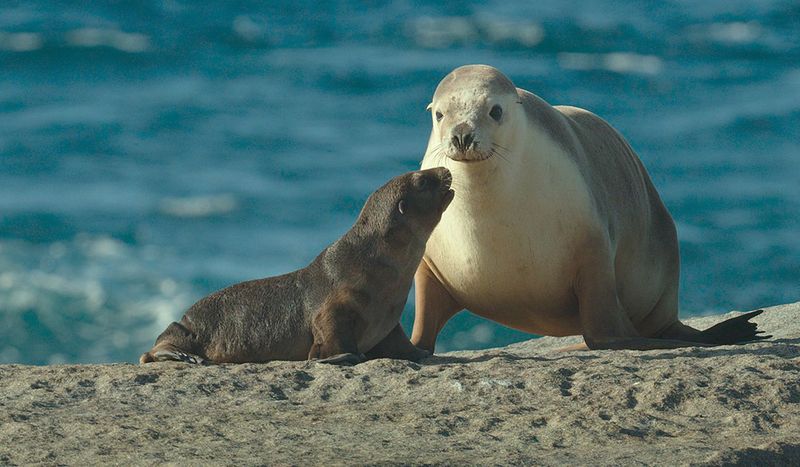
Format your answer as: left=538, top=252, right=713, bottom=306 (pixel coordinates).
left=426, top=103, right=433, bottom=112
left=397, top=199, right=406, bottom=215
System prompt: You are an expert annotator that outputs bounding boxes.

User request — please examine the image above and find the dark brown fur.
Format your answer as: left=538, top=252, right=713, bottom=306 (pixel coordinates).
left=140, top=168, right=454, bottom=365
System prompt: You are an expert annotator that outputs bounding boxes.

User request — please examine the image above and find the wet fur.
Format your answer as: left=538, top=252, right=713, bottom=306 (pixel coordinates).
left=141, top=169, right=453, bottom=364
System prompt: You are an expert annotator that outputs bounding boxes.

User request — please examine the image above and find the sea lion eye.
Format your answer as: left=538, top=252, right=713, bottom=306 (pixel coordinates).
left=490, top=105, right=503, bottom=122
left=435, top=111, right=444, bottom=122
left=415, top=176, right=429, bottom=190
left=397, top=199, right=406, bottom=215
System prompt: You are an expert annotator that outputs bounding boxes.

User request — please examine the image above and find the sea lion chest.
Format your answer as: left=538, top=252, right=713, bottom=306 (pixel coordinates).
left=341, top=254, right=418, bottom=353
left=422, top=148, right=595, bottom=335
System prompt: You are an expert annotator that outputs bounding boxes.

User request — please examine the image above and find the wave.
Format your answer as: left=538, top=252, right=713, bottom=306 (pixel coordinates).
left=0, top=235, right=195, bottom=365
left=406, top=15, right=544, bottom=49
left=65, top=28, right=150, bottom=53
left=558, top=52, right=663, bottom=75
left=0, top=28, right=150, bottom=54
left=159, top=194, right=238, bottom=218
left=0, top=31, right=43, bottom=52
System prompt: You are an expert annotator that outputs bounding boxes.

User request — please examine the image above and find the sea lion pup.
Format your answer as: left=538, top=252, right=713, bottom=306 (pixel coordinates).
left=140, top=168, right=454, bottom=365
left=412, top=64, right=767, bottom=352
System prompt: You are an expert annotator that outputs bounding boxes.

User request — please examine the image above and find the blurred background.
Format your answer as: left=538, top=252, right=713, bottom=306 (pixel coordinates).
left=1, top=1, right=798, bottom=364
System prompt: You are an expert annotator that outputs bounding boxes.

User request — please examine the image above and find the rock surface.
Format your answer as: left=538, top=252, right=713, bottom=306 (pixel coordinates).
left=1, top=302, right=798, bottom=466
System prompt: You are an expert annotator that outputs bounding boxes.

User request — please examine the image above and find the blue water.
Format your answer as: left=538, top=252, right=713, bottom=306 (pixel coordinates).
left=1, top=1, right=798, bottom=364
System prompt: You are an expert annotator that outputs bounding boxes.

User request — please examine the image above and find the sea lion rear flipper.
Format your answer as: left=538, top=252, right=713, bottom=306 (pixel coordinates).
left=584, top=336, right=715, bottom=350
left=140, top=320, right=210, bottom=364
left=151, top=349, right=210, bottom=365
left=699, top=309, right=771, bottom=345
left=577, top=252, right=717, bottom=351
left=139, top=343, right=211, bottom=365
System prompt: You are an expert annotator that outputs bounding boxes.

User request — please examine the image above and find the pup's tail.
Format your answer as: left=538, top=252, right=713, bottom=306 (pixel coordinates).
left=139, top=320, right=210, bottom=364
left=139, top=351, right=157, bottom=364
left=139, top=344, right=210, bottom=365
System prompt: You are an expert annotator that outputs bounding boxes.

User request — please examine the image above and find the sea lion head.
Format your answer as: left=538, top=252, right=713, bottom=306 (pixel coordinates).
left=427, top=64, right=520, bottom=164
left=356, top=167, right=454, bottom=243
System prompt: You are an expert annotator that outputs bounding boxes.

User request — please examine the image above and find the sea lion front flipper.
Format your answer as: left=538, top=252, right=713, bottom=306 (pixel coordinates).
left=317, top=353, right=366, bottom=365
left=410, top=258, right=462, bottom=353
left=366, top=324, right=431, bottom=362
left=308, top=292, right=363, bottom=364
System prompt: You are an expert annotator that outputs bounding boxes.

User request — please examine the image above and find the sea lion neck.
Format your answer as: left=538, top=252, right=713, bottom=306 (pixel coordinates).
left=443, top=157, right=517, bottom=207
left=339, top=223, right=424, bottom=264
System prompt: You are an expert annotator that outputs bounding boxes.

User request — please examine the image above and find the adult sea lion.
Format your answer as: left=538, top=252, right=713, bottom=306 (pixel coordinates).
left=412, top=64, right=766, bottom=352
left=141, top=168, right=454, bottom=365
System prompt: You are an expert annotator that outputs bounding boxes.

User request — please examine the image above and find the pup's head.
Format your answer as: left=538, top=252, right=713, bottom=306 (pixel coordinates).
left=357, top=167, right=454, bottom=244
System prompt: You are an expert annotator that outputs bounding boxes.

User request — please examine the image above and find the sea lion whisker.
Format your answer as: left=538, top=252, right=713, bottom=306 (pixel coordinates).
left=438, top=151, right=451, bottom=169
left=490, top=149, right=510, bottom=164
left=446, top=177, right=466, bottom=189
left=491, top=144, right=512, bottom=157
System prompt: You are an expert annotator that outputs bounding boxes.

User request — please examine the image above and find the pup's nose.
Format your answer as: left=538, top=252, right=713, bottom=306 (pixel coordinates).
left=434, top=167, right=452, bottom=188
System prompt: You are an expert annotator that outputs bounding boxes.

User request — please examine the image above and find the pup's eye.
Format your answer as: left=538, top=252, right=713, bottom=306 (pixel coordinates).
left=435, top=111, right=444, bottom=122
left=489, top=105, right=503, bottom=122
left=397, top=199, right=406, bottom=215
left=416, top=176, right=429, bottom=190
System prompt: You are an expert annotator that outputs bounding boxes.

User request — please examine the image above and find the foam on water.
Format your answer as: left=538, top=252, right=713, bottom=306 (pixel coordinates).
left=0, top=31, right=43, bottom=51
left=558, top=52, right=663, bottom=75
left=159, top=194, right=238, bottom=218
left=0, top=235, right=195, bottom=364
left=65, top=28, right=150, bottom=53
left=407, top=16, right=544, bottom=49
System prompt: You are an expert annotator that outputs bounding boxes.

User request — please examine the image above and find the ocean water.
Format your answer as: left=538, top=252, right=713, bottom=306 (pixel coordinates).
left=1, top=1, right=798, bottom=365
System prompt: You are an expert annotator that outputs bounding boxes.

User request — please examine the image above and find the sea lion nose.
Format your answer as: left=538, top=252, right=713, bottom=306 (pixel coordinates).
left=435, top=167, right=452, bottom=188
left=451, top=123, right=474, bottom=153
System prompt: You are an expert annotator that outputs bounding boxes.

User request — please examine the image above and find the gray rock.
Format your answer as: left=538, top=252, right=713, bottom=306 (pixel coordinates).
left=1, top=302, right=798, bottom=465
